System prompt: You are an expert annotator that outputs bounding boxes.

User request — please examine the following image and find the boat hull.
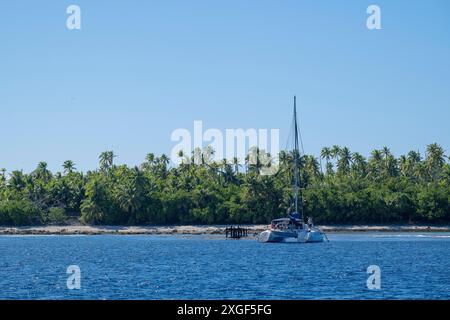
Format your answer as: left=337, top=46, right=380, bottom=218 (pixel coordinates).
left=306, top=228, right=325, bottom=242
left=258, top=228, right=325, bottom=243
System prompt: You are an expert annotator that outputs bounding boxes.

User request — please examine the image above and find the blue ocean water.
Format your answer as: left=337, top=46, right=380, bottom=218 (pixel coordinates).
left=0, top=233, right=449, bottom=300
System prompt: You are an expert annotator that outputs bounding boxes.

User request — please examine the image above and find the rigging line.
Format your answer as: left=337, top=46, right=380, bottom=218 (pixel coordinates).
left=285, top=113, right=295, bottom=152
left=296, top=96, right=305, bottom=156
left=299, top=128, right=305, bottom=156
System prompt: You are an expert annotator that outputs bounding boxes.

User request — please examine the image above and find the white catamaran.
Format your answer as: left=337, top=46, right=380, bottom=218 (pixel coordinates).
left=258, top=97, right=327, bottom=243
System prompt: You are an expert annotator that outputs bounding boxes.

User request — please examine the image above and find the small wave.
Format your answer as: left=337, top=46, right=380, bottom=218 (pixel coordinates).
left=370, top=234, right=450, bottom=239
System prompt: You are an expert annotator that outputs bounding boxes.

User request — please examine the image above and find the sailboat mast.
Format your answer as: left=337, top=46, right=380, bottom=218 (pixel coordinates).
left=293, top=96, right=300, bottom=217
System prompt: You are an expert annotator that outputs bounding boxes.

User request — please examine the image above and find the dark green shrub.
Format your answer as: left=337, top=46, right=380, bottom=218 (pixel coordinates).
left=0, top=200, right=43, bottom=226
left=47, top=207, right=68, bottom=224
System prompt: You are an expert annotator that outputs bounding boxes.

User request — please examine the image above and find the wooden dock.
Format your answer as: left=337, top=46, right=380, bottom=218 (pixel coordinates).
left=225, top=226, right=248, bottom=239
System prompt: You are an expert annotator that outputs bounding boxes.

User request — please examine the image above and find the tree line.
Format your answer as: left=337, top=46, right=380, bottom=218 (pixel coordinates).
left=0, top=143, right=449, bottom=226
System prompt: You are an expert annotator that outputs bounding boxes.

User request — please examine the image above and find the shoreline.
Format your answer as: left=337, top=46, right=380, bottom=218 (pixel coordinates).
left=1, top=224, right=450, bottom=235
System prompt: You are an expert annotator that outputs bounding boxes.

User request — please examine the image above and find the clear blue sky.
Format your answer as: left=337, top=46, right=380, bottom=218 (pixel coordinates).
left=1, top=0, right=449, bottom=172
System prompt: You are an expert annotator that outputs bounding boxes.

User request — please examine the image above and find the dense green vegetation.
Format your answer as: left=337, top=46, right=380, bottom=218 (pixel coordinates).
left=1, top=144, right=449, bottom=226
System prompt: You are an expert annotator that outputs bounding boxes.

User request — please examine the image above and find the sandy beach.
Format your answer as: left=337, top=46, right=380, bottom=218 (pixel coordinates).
left=1, top=224, right=449, bottom=235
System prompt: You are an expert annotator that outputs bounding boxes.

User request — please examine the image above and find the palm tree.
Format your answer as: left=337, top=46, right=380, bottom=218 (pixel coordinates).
left=351, top=152, right=367, bottom=177
left=382, top=146, right=391, bottom=159
left=33, top=161, right=52, bottom=182
left=416, top=162, right=428, bottom=181
left=115, top=168, right=147, bottom=223
left=141, top=153, right=156, bottom=172
left=154, top=154, right=170, bottom=178
left=321, top=147, right=333, bottom=176
left=426, top=143, right=446, bottom=182
left=177, top=150, right=188, bottom=165
left=99, top=151, right=116, bottom=171
left=277, top=151, right=292, bottom=177
left=80, top=199, right=104, bottom=224
left=321, top=147, right=332, bottom=166
left=0, top=168, right=6, bottom=184
left=146, top=153, right=155, bottom=164
left=219, top=159, right=235, bottom=183
left=371, top=149, right=383, bottom=163
left=63, top=160, right=76, bottom=175
left=385, top=155, right=399, bottom=177
left=8, top=170, right=26, bottom=191
left=381, top=147, right=396, bottom=177
left=192, top=147, right=203, bottom=166
left=337, top=147, right=352, bottom=175
left=248, top=147, right=264, bottom=175
left=331, top=145, right=341, bottom=160
left=159, top=154, right=170, bottom=167
left=408, top=150, right=422, bottom=164
left=305, top=155, right=321, bottom=179
left=259, top=151, right=278, bottom=176
left=232, top=157, right=240, bottom=174
left=203, top=146, right=215, bottom=166
left=399, top=155, right=408, bottom=177
left=368, top=149, right=383, bottom=179
left=406, top=150, right=422, bottom=181
left=221, top=158, right=228, bottom=170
